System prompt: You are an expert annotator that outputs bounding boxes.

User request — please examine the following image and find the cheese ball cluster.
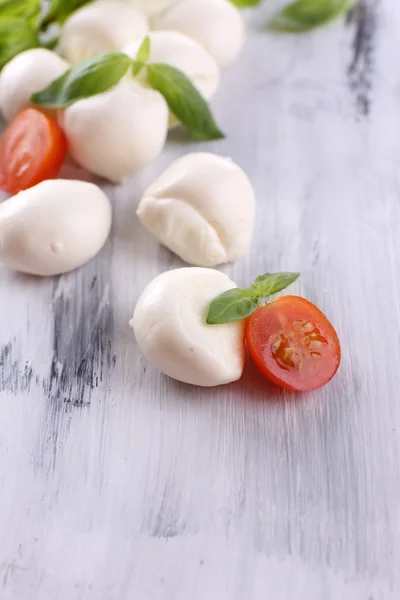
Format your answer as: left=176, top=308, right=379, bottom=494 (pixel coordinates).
left=0, top=0, right=245, bottom=183
left=0, top=0, right=251, bottom=271
left=0, top=0, right=263, bottom=389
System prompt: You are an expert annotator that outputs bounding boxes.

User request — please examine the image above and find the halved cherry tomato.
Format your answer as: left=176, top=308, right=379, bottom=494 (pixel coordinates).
left=246, top=295, right=341, bottom=392
left=0, top=108, right=67, bottom=194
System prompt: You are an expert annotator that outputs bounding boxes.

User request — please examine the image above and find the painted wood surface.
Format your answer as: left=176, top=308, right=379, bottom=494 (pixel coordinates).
left=1, top=1, right=399, bottom=598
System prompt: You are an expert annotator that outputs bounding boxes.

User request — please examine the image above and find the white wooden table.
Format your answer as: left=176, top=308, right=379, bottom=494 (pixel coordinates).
left=1, top=1, right=399, bottom=598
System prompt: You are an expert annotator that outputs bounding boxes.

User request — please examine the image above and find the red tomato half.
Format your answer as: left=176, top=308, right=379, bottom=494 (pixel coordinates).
left=0, top=108, right=67, bottom=194
left=246, top=296, right=341, bottom=392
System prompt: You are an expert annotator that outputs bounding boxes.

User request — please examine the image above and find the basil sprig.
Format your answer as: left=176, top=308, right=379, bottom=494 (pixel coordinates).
left=269, top=0, right=354, bottom=32
left=0, top=17, right=39, bottom=70
left=206, top=272, right=300, bottom=325
left=0, top=0, right=41, bottom=25
left=31, top=38, right=224, bottom=141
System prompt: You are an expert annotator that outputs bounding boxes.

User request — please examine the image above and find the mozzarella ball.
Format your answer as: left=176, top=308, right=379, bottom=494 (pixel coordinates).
left=153, top=0, right=245, bottom=68
left=137, top=153, right=256, bottom=267
left=58, top=80, right=169, bottom=183
left=59, top=0, right=148, bottom=64
left=0, top=49, right=69, bottom=122
left=124, top=30, right=220, bottom=102
left=129, top=0, right=178, bottom=16
left=131, top=268, right=246, bottom=386
left=0, top=180, right=111, bottom=276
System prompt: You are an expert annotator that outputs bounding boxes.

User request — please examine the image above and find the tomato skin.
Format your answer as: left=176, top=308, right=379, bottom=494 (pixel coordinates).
left=0, top=108, right=67, bottom=194
left=246, top=296, right=341, bottom=392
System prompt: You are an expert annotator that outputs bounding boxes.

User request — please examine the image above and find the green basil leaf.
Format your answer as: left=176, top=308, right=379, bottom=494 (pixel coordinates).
left=31, top=52, right=132, bottom=108
left=229, top=0, right=262, bottom=6
left=136, top=36, right=150, bottom=64
left=269, top=0, right=352, bottom=32
left=252, top=272, right=300, bottom=297
left=132, top=36, right=151, bottom=76
left=0, top=0, right=41, bottom=25
left=0, top=18, right=39, bottom=70
left=146, top=63, right=225, bottom=141
left=206, top=288, right=259, bottom=325
left=132, top=61, right=144, bottom=77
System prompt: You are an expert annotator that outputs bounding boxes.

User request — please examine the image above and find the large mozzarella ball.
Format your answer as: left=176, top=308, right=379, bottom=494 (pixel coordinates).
left=0, top=49, right=69, bottom=122
left=131, top=268, right=246, bottom=386
left=0, top=180, right=111, bottom=276
left=137, top=153, right=256, bottom=267
left=129, top=0, right=178, bottom=16
left=153, top=0, right=245, bottom=68
left=124, top=30, right=220, bottom=102
left=59, top=0, right=148, bottom=64
left=58, top=80, right=169, bottom=183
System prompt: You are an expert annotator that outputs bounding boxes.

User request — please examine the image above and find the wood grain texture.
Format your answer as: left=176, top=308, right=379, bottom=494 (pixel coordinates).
left=1, top=1, right=400, bottom=597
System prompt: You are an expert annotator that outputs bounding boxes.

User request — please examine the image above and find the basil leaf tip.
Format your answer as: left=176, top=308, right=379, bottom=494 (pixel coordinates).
left=206, top=272, right=300, bottom=325
left=252, top=272, right=300, bottom=297
left=136, top=36, right=151, bottom=64
left=146, top=63, right=225, bottom=141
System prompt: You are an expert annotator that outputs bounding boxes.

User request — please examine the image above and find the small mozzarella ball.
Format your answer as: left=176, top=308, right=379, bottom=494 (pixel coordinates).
left=59, top=0, right=148, bottom=64
left=137, top=152, right=256, bottom=267
left=58, top=80, right=169, bottom=183
left=0, top=49, right=69, bottom=122
left=124, top=30, right=220, bottom=102
left=0, top=180, right=111, bottom=276
left=131, top=268, right=246, bottom=386
left=129, top=0, right=178, bottom=16
left=153, top=0, right=245, bottom=68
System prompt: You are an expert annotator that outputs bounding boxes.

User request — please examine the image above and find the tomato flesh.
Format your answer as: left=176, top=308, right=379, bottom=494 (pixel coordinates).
left=246, top=295, right=341, bottom=392
left=0, top=108, right=67, bottom=194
